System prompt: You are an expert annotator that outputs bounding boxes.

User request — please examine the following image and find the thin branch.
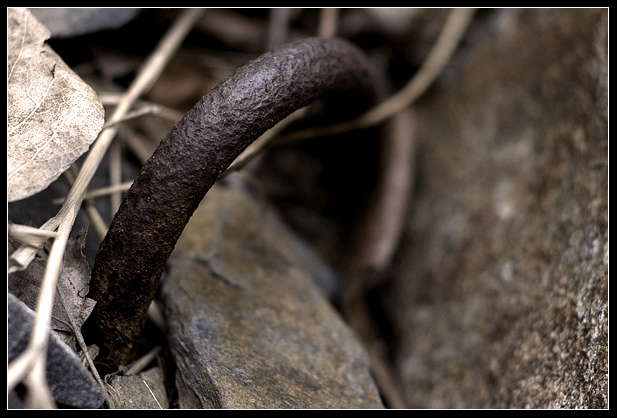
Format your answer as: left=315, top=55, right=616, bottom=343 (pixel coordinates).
left=341, top=108, right=418, bottom=409
left=63, top=165, right=108, bottom=241
left=266, top=8, right=293, bottom=50
left=7, top=222, right=58, bottom=247
left=8, top=218, right=71, bottom=408
left=142, top=380, right=163, bottom=409
left=24, top=355, right=55, bottom=408
left=100, top=102, right=183, bottom=129
left=124, top=346, right=163, bottom=376
left=57, top=286, right=114, bottom=408
left=318, top=8, right=339, bottom=38
left=98, top=92, right=185, bottom=122
left=110, top=140, right=123, bottom=217
left=7, top=345, right=36, bottom=391
left=53, top=181, right=134, bottom=205
left=219, top=107, right=308, bottom=179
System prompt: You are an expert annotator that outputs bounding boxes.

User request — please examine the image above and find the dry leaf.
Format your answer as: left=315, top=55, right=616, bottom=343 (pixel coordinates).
left=8, top=228, right=96, bottom=333
left=56, top=228, right=97, bottom=331
left=7, top=7, right=104, bottom=202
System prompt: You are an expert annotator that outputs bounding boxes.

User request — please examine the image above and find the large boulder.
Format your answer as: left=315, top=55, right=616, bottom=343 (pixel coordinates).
left=388, top=8, right=607, bottom=408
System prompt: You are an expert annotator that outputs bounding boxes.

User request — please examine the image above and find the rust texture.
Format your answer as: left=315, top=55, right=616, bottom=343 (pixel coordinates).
left=88, top=37, right=376, bottom=369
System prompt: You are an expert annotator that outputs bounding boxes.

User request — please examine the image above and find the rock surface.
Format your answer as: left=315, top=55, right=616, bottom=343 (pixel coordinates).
left=109, top=367, right=169, bottom=409
left=387, top=8, right=607, bottom=408
left=161, top=183, right=383, bottom=408
left=7, top=293, right=106, bottom=409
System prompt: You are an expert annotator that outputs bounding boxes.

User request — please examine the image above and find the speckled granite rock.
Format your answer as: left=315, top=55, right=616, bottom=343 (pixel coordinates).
left=387, top=8, right=607, bottom=408
left=161, top=183, right=383, bottom=409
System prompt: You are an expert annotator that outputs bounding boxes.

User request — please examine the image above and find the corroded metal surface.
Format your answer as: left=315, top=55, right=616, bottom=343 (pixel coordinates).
left=88, top=37, right=376, bottom=369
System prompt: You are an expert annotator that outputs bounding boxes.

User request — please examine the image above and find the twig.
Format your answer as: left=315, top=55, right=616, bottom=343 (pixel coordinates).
left=23, top=355, right=55, bottom=408
left=8, top=218, right=71, bottom=408
left=101, top=103, right=184, bottom=129
left=57, top=287, right=114, bottom=408
left=110, top=140, right=123, bottom=217
left=341, top=108, right=417, bottom=409
left=266, top=8, right=293, bottom=50
left=344, top=109, right=417, bottom=275
left=220, top=107, right=308, bottom=179
left=53, top=181, right=134, bottom=205
left=147, top=301, right=168, bottom=335
left=278, top=7, right=476, bottom=144
left=7, top=8, right=205, bottom=406
left=124, top=346, right=163, bottom=376
left=63, top=165, right=108, bottom=241
left=318, top=8, right=339, bottom=38
left=335, top=9, right=477, bottom=408
left=98, top=93, right=185, bottom=123
left=8, top=222, right=58, bottom=247
left=142, top=380, right=163, bottom=409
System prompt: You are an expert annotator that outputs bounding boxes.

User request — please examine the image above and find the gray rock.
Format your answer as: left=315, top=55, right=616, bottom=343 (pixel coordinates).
left=109, top=367, right=169, bottom=409
left=7, top=293, right=106, bottom=409
left=387, top=8, right=607, bottom=408
left=161, top=184, right=383, bottom=409
left=29, top=8, right=140, bottom=39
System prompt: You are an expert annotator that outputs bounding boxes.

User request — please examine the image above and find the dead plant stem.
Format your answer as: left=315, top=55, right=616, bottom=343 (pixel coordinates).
left=318, top=8, right=339, bottom=38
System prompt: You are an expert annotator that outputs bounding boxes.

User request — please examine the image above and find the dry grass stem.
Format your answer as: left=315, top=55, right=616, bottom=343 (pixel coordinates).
left=124, top=346, right=163, bottom=376
left=110, top=141, right=123, bottom=217
left=63, top=166, right=108, bottom=240
left=318, top=8, right=339, bottom=38
left=8, top=218, right=71, bottom=408
left=8, top=222, right=58, bottom=247
left=267, top=8, right=293, bottom=50
left=220, top=107, right=308, bottom=178
left=142, top=380, right=163, bottom=409
left=53, top=181, right=134, bottom=205
left=101, top=102, right=183, bottom=129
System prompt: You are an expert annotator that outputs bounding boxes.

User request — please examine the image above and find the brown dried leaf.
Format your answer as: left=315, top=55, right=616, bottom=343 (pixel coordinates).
left=7, top=8, right=104, bottom=202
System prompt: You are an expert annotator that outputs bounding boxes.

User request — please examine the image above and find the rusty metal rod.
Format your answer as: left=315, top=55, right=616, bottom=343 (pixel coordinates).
left=88, top=37, right=376, bottom=369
